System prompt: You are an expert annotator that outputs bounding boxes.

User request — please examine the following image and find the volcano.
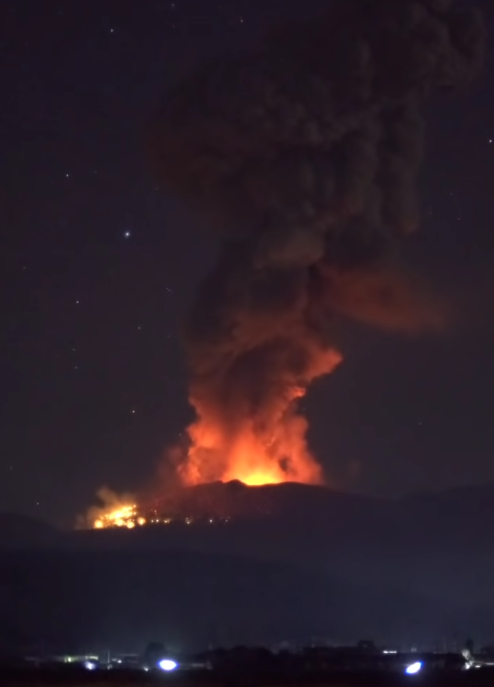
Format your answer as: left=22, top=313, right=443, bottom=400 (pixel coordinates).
left=87, top=479, right=371, bottom=530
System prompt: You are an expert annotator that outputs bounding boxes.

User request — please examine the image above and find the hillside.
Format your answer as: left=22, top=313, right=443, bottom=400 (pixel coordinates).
left=1, top=482, right=494, bottom=653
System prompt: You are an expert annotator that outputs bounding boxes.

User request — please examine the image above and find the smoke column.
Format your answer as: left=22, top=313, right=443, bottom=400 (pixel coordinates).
left=149, top=0, right=484, bottom=486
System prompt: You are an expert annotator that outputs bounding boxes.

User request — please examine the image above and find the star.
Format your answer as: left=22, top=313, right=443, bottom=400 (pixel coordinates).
left=124, top=231, right=131, bottom=238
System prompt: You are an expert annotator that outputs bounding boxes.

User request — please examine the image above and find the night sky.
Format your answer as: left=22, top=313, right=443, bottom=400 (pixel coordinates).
left=2, top=0, right=494, bottom=526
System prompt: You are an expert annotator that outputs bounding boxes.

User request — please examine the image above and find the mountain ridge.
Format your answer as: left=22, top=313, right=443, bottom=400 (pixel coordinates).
left=1, top=482, right=493, bottom=651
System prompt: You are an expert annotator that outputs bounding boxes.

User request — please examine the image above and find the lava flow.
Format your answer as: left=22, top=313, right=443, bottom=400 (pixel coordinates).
left=84, top=484, right=240, bottom=530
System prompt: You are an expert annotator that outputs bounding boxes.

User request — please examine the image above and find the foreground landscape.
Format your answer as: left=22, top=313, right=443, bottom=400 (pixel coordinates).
left=1, top=482, right=494, bottom=653
left=2, top=663, right=494, bottom=687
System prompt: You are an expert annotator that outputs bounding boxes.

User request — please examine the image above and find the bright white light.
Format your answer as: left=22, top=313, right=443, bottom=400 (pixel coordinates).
left=84, top=661, right=97, bottom=670
left=159, top=659, right=178, bottom=671
left=405, top=661, right=422, bottom=675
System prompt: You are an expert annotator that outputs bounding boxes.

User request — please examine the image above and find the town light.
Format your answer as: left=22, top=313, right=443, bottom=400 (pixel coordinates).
left=405, top=661, right=422, bottom=675
left=158, top=659, right=178, bottom=671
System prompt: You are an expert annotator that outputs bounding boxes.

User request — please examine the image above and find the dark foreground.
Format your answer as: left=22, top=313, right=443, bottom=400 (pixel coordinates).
left=2, top=668, right=494, bottom=687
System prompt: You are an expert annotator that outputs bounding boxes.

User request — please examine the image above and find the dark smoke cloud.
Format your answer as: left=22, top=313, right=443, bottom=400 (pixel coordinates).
left=149, top=0, right=485, bottom=484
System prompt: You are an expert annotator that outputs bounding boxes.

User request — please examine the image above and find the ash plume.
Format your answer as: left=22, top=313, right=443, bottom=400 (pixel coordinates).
left=149, top=0, right=484, bottom=485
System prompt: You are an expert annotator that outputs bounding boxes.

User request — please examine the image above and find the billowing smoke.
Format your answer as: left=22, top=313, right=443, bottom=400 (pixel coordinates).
left=149, top=0, right=484, bottom=486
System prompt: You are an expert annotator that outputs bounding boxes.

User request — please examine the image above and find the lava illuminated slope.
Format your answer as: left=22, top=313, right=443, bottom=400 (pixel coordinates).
left=86, top=480, right=318, bottom=530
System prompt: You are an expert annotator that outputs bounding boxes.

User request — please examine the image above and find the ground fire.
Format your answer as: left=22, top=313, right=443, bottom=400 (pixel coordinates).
left=87, top=494, right=187, bottom=531
left=92, top=507, right=184, bottom=530
left=84, top=482, right=279, bottom=530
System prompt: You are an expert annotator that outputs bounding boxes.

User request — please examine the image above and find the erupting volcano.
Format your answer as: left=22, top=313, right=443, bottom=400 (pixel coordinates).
left=149, top=0, right=484, bottom=488
left=180, top=341, right=342, bottom=486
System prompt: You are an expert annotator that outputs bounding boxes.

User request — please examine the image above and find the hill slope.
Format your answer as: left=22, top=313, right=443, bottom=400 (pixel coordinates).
left=1, top=482, right=493, bottom=652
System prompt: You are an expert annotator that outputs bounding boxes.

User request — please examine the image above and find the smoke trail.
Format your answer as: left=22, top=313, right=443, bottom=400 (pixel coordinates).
left=149, top=0, right=484, bottom=485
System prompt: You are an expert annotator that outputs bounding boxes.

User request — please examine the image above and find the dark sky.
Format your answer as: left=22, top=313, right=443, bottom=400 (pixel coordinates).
left=1, top=0, right=494, bottom=526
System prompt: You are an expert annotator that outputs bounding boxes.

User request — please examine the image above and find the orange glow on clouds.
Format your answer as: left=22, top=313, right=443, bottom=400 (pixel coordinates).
left=179, top=348, right=342, bottom=487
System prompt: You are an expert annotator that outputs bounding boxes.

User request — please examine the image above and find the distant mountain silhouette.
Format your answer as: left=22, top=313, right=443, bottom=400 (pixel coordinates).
left=1, top=482, right=493, bottom=653
left=0, top=513, right=60, bottom=549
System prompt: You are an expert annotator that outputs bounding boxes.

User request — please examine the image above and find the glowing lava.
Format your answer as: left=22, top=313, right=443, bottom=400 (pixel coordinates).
left=181, top=419, right=322, bottom=486
left=179, top=347, right=342, bottom=487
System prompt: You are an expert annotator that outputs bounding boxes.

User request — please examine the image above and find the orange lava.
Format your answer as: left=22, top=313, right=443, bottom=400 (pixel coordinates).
left=179, top=348, right=342, bottom=486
